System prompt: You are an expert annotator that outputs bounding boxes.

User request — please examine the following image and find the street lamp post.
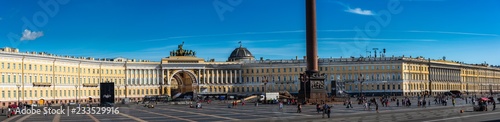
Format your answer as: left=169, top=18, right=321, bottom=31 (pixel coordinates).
left=16, top=84, right=21, bottom=105
left=382, top=81, right=387, bottom=97
left=118, top=86, right=122, bottom=101
left=125, top=84, right=128, bottom=98
left=262, top=76, right=269, bottom=104
left=358, top=74, right=365, bottom=97
left=299, top=73, right=309, bottom=104
left=74, top=85, right=78, bottom=103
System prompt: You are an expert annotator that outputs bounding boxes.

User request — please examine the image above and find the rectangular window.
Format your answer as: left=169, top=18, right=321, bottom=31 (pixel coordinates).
left=1, top=62, right=3, bottom=69
left=7, top=63, right=10, bottom=69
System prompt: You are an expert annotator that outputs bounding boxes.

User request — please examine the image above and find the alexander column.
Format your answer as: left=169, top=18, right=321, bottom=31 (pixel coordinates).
left=299, top=0, right=327, bottom=104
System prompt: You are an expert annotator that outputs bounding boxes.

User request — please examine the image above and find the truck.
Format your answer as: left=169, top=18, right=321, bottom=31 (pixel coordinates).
left=260, top=92, right=280, bottom=101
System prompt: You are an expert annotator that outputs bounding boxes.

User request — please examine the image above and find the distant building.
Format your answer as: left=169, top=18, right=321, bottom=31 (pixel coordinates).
left=0, top=44, right=499, bottom=107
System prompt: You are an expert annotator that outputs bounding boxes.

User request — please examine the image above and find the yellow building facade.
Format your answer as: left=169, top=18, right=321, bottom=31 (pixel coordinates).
left=1, top=45, right=500, bottom=107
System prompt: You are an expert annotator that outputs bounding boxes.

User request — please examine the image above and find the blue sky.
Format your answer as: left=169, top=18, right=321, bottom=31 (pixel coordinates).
left=1, top=0, right=499, bottom=64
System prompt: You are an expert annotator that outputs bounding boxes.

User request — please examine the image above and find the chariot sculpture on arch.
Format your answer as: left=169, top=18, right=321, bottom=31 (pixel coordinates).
left=170, top=41, right=196, bottom=57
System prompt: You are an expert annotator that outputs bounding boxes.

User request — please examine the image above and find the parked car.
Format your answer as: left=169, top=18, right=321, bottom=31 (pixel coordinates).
left=144, top=104, right=154, bottom=108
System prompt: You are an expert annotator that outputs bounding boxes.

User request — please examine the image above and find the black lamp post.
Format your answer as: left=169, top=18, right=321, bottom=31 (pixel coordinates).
left=299, top=73, right=309, bottom=103
left=382, top=81, right=387, bottom=97
left=358, top=74, right=365, bottom=97
left=75, top=85, right=78, bottom=103
left=17, top=84, right=21, bottom=105
left=262, top=76, right=269, bottom=104
left=125, top=84, right=128, bottom=98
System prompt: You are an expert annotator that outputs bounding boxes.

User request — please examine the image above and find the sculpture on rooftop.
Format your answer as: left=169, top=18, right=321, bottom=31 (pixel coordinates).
left=170, top=41, right=196, bottom=57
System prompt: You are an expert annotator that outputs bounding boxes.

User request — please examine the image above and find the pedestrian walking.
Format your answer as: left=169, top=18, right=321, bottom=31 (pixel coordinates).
left=326, top=106, right=331, bottom=118
left=364, top=101, right=368, bottom=110
left=316, top=104, right=321, bottom=113
left=423, top=99, right=427, bottom=108
left=297, top=104, right=302, bottom=113
left=396, top=99, right=400, bottom=107
left=279, top=102, right=284, bottom=111
left=347, top=100, right=353, bottom=108
left=493, top=101, right=496, bottom=111
left=322, top=103, right=329, bottom=118
left=452, top=98, right=456, bottom=107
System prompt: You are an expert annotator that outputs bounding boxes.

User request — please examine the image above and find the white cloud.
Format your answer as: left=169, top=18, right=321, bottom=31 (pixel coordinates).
left=20, top=29, right=44, bottom=41
left=345, top=8, right=375, bottom=16
left=407, top=30, right=499, bottom=37
left=318, top=38, right=438, bottom=42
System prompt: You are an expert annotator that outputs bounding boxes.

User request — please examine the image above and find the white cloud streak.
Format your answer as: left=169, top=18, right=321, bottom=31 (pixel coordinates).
left=345, top=8, right=375, bottom=16
left=20, top=29, right=44, bottom=41
left=318, top=38, right=438, bottom=42
left=334, top=1, right=374, bottom=16
left=407, top=30, right=499, bottom=37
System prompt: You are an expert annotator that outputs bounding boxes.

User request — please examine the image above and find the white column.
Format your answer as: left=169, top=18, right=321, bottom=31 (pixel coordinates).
left=211, top=69, right=214, bottom=84
left=234, top=70, right=237, bottom=84
left=138, top=69, right=141, bottom=85
left=132, top=69, right=135, bottom=85
left=152, top=69, right=155, bottom=85
left=202, top=69, right=205, bottom=84
left=166, top=69, right=170, bottom=85
left=216, top=70, right=219, bottom=84
left=239, top=70, right=242, bottom=84
left=197, top=69, right=200, bottom=84
left=229, top=70, right=233, bottom=84
left=225, top=70, right=228, bottom=84
left=221, top=70, right=224, bottom=84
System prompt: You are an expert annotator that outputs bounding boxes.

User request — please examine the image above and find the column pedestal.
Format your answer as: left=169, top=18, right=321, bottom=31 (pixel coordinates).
left=299, top=71, right=327, bottom=104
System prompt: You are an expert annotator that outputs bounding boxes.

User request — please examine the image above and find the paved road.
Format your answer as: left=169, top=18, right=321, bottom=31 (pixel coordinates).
left=1, top=97, right=498, bottom=122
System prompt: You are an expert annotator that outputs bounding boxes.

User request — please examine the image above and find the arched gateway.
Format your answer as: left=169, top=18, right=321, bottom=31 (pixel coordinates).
left=161, top=42, right=203, bottom=99
left=169, top=70, right=197, bottom=95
